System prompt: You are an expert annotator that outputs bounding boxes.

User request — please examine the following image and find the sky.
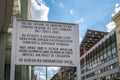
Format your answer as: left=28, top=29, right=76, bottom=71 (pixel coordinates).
left=31, top=0, right=120, bottom=80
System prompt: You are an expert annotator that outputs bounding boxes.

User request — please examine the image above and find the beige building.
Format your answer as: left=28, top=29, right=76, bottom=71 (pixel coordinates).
left=50, top=73, right=61, bottom=80
left=56, top=67, right=76, bottom=80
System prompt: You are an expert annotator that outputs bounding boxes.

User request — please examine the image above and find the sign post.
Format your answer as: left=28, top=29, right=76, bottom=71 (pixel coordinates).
left=10, top=18, right=80, bottom=80
left=10, top=18, right=17, bottom=80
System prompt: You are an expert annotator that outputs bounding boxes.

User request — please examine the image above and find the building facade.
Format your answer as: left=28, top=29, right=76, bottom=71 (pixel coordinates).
left=0, top=0, right=32, bottom=80
left=0, top=0, right=14, bottom=80
left=80, top=11, right=120, bottom=80
left=113, top=11, right=120, bottom=70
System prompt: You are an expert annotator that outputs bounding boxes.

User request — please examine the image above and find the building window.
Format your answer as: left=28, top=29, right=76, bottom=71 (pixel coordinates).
left=112, top=47, right=117, bottom=58
left=105, top=75, right=110, bottom=80
left=97, top=57, right=99, bottom=65
left=110, top=64, right=113, bottom=69
left=107, top=50, right=112, bottom=61
left=103, top=53, right=107, bottom=62
left=100, top=54, right=104, bottom=64
left=113, top=62, right=118, bottom=68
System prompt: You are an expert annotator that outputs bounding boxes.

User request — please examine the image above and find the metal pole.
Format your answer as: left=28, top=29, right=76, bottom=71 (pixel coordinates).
left=10, top=17, right=16, bottom=80
left=46, top=66, right=47, bottom=80
left=84, top=45, right=86, bottom=80
left=76, top=25, right=80, bottom=80
left=39, top=71, right=40, bottom=80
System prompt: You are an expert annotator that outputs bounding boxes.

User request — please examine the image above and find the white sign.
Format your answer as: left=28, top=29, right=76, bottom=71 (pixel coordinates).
left=12, top=19, right=79, bottom=66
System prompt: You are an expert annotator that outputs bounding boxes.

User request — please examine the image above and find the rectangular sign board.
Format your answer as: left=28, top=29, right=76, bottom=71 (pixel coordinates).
left=12, top=19, right=79, bottom=66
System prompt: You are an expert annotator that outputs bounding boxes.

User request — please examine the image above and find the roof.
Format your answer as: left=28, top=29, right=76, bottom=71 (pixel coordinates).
left=80, top=29, right=108, bottom=56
